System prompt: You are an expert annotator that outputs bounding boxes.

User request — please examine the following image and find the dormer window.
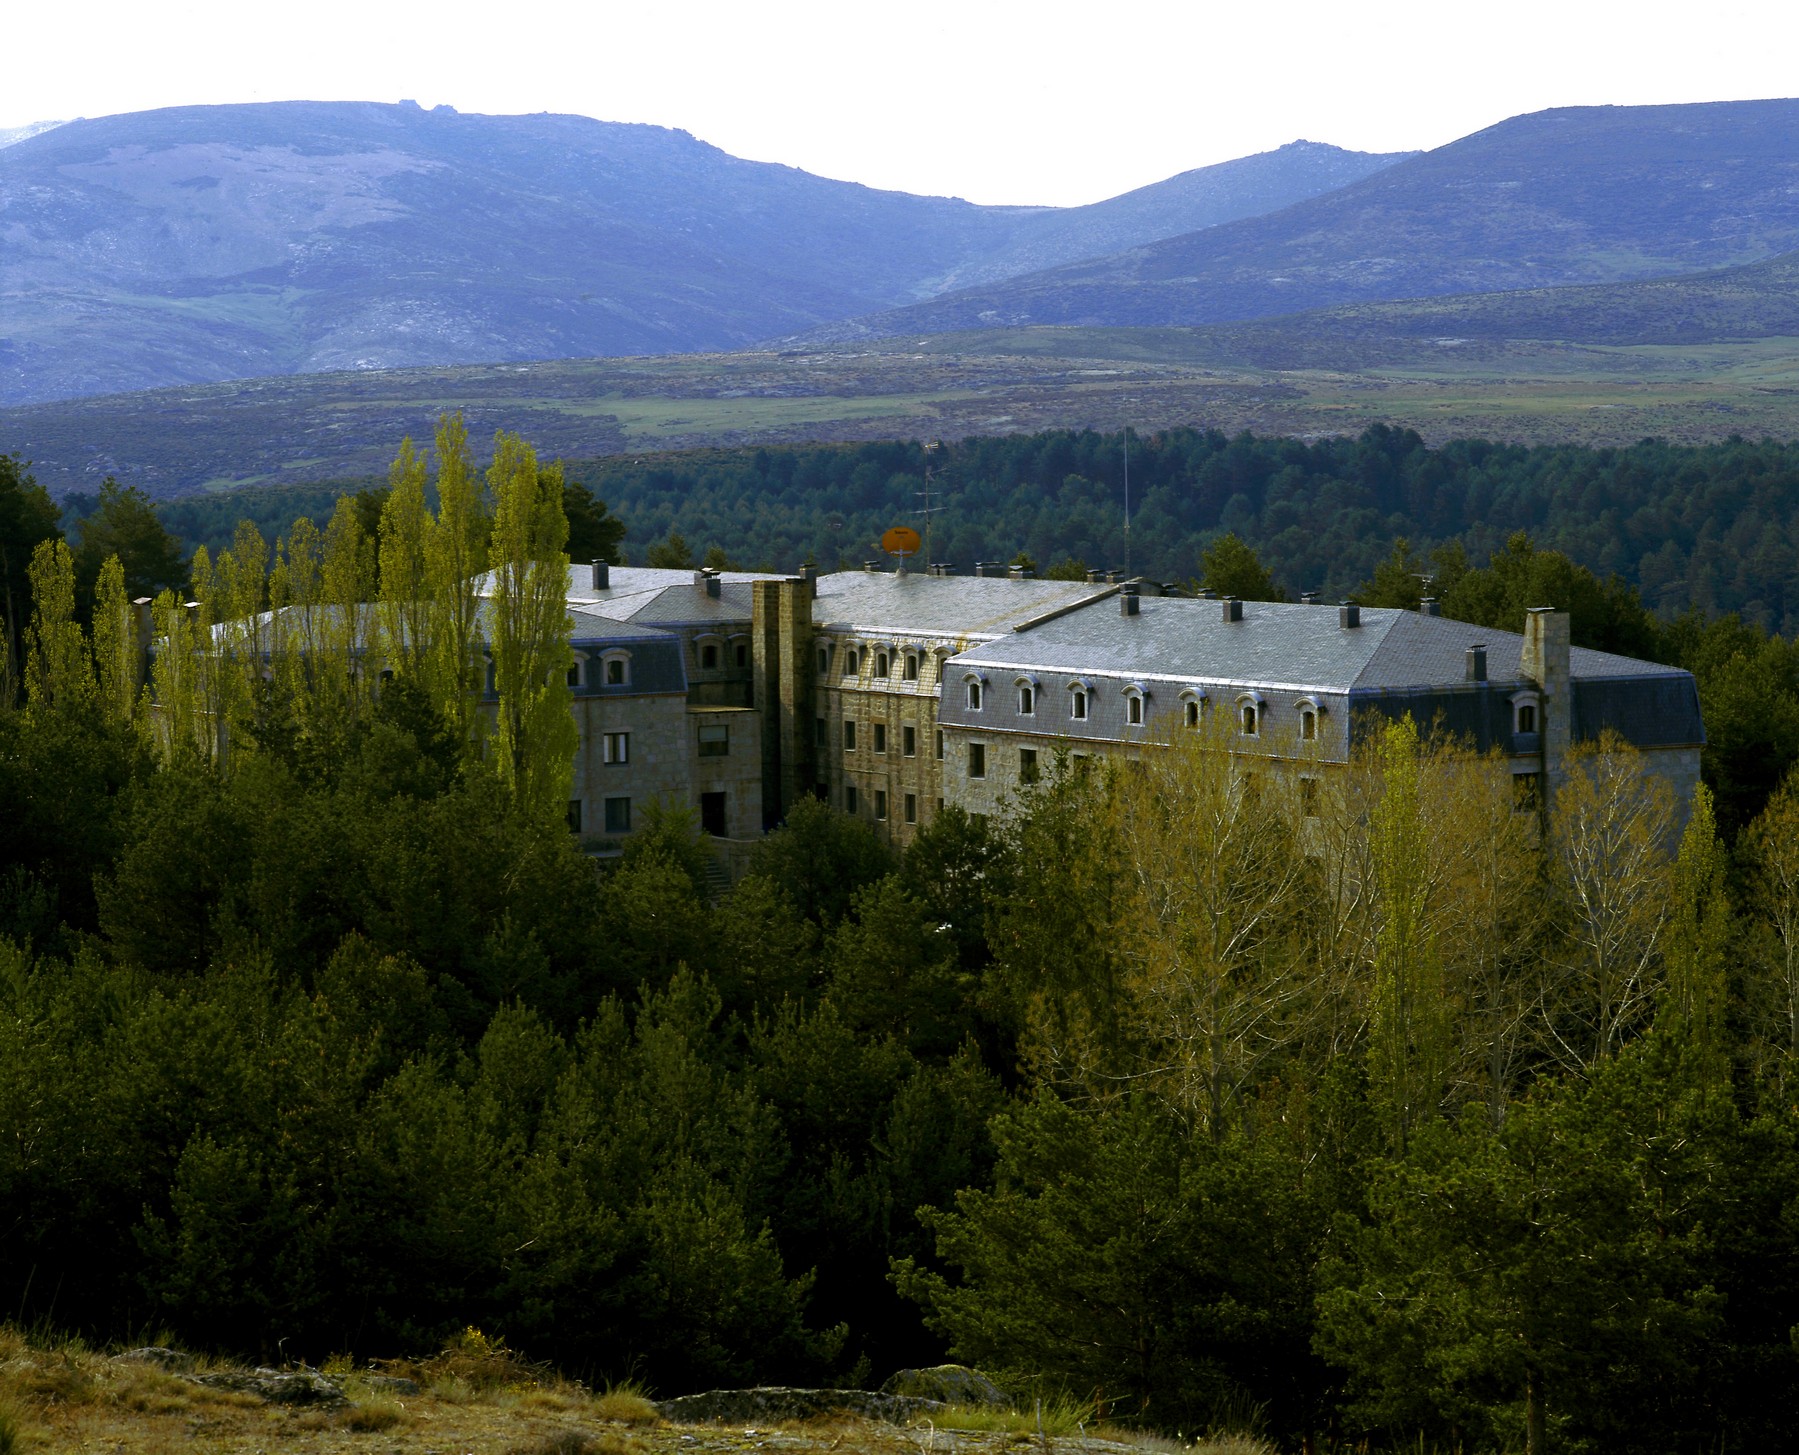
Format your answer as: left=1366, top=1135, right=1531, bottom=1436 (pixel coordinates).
left=1242, top=704, right=1258, bottom=734
left=1129, top=697, right=1143, bottom=725
left=817, top=646, right=831, bottom=674
left=1236, top=693, right=1265, bottom=736
left=967, top=681, right=983, bottom=710
left=1518, top=704, right=1538, bottom=734
left=1071, top=690, right=1087, bottom=720
left=903, top=654, right=919, bottom=681
left=844, top=648, right=860, bottom=677
left=1185, top=701, right=1200, bottom=728
left=1301, top=710, right=1316, bottom=740
left=567, top=658, right=582, bottom=687
left=701, top=643, right=719, bottom=670
left=1020, top=685, right=1034, bottom=714
left=602, top=651, right=631, bottom=687
left=876, top=651, right=890, bottom=677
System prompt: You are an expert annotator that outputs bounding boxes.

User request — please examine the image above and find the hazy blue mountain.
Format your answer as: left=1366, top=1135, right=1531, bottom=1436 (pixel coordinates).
left=0, top=120, right=67, bottom=148
left=797, top=99, right=1799, bottom=342
left=0, top=101, right=1406, bottom=405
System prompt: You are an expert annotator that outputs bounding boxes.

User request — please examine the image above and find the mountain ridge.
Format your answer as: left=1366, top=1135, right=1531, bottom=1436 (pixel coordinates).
left=0, top=101, right=1407, bottom=406
left=789, top=98, right=1799, bottom=344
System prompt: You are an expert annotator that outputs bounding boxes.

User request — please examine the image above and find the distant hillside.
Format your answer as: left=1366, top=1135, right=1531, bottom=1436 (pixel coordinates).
left=800, top=99, right=1799, bottom=342
left=0, top=119, right=66, bottom=148
left=0, top=101, right=1404, bottom=405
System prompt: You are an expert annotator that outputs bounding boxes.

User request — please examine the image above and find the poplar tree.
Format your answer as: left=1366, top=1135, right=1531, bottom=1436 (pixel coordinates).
left=378, top=436, right=432, bottom=677
left=92, top=554, right=141, bottom=732
left=485, top=431, right=575, bottom=821
left=1367, top=715, right=1451, bottom=1154
left=1547, top=732, right=1674, bottom=1069
left=23, top=538, right=94, bottom=719
left=1111, top=710, right=1311, bottom=1136
left=1742, top=772, right=1799, bottom=1092
left=422, top=413, right=488, bottom=757
left=1660, top=782, right=1731, bottom=1077
left=149, top=586, right=214, bottom=764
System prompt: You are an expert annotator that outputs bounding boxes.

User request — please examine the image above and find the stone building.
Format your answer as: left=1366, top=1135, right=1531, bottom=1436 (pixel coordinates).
left=932, top=586, right=1704, bottom=819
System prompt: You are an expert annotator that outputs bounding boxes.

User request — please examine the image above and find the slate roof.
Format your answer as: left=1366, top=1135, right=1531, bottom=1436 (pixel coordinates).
left=811, top=571, right=1107, bottom=640
left=942, top=596, right=1704, bottom=752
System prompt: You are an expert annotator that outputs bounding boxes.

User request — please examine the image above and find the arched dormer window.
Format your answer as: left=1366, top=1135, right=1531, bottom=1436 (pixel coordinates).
left=843, top=647, right=860, bottom=678
left=601, top=650, right=631, bottom=688
left=1068, top=677, right=1092, bottom=721
left=963, top=671, right=987, bottom=711
left=1179, top=686, right=1206, bottom=729
left=1510, top=689, right=1543, bottom=740
left=1294, top=695, right=1323, bottom=741
left=1237, top=691, right=1265, bottom=736
left=1122, top=682, right=1148, bottom=726
left=1015, top=675, right=1040, bottom=715
left=903, top=653, right=919, bottom=681
left=876, top=650, right=890, bottom=678
left=817, top=644, right=832, bottom=675
left=568, top=651, right=587, bottom=688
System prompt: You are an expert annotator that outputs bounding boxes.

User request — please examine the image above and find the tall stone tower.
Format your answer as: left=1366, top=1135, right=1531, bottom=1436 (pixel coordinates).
left=751, top=577, right=815, bottom=828
left=1520, top=606, right=1571, bottom=803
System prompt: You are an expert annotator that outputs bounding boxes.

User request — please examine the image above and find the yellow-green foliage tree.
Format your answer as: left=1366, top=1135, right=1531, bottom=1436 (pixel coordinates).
left=486, top=431, right=576, bottom=822
left=23, top=539, right=94, bottom=719
left=421, top=413, right=489, bottom=758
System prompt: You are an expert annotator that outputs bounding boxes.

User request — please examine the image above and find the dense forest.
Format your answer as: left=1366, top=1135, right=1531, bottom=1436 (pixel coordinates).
left=6, top=427, right=1799, bottom=1452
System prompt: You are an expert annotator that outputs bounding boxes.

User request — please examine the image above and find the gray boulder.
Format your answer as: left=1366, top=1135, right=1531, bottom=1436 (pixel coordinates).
left=880, top=1365, right=1010, bottom=1409
left=186, top=1367, right=348, bottom=1407
left=113, top=1346, right=195, bottom=1371
left=657, top=1387, right=948, bottom=1426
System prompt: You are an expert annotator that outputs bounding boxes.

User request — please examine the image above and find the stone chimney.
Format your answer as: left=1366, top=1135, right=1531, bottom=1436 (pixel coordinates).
left=1339, top=601, right=1360, bottom=629
left=591, top=560, right=610, bottom=590
left=1008, top=564, right=1034, bottom=580
left=1222, top=596, right=1243, bottom=623
left=1466, top=644, right=1487, bottom=682
left=1299, top=590, right=1318, bottom=605
left=1521, top=607, right=1572, bottom=796
left=1120, top=585, right=1140, bottom=617
left=700, top=567, right=723, bottom=598
left=1420, top=597, right=1440, bottom=617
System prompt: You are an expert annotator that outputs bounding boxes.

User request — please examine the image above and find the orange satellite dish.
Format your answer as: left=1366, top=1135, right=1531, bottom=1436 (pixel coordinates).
left=881, top=525, right=922, bottom=556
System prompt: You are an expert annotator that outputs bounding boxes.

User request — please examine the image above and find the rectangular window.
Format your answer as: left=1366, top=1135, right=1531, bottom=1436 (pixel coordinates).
left=604, top=796, right=631, bottom=833
left=567, top=799, right=583, bottom=833
left=1072, top=690, right=1087, bottom=720
left=698, top=723, right=729, bottom=757
left=1019, top=747, right=1039, bottom=784
left=903, top=724, right=916, bottom=757
left=904, top=793, right=917, bottom=825
left=1019, top=685, right=1034, bottom=715
left=845, top=784, right=859, bottom=815
left=936, top=729, right=944, bottom=760
left=603, top=731, right=630, bottom=764
left=843, top=720, right=857, bottom=752
left=969, top=743, right=986, bottom=779
left=567, top=662, right=582, bottom=687
left=1514, top=772, right=1541, bottom=811
left=875, top=789, right=888, bottom=821
left=735, top=643, right=749, bottom=668
left=874, top=723, right=887, bottom=754
left=1301, top=777, right=1319, bottom=818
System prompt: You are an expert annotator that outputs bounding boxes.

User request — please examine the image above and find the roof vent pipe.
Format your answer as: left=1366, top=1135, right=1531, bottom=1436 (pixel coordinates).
left=1466, top=644, right=1488, bottom=682
left=1086, top=569, right=1105, bottom=583
left=1120, top=586, right=1140, bottom=617
left=591, top=560, right=609, bottom=590
left=974, top=561, right=994, bottom=577
left=1421, top=596, right=1441, bottom=617
left=1300, top=590, right=1318, bottom=605
left=1198, top=587, right=1217, bottom=600
left=1340, top=601, right=1361, bottom=629
left=1008, top=564, right=1034, bottom=580
left=1163, top=582, right=1184, bottom=598
left=863, top=560, right=880, bottom=573
left=1223, top=596, right=1243, bottom=623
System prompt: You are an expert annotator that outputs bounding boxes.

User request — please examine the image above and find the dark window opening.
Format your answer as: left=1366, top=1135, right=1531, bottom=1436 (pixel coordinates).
left=701, top=791, right=727, bottom=837
left=969, top=743, right=986, bottom=779
left=1019, top=747, right=1039, bottom=784
left=604, top=796, right=631, bottom=833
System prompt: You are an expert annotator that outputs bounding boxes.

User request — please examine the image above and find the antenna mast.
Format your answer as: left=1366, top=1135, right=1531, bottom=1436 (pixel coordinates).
left=917, top=441, right=943, bottom=567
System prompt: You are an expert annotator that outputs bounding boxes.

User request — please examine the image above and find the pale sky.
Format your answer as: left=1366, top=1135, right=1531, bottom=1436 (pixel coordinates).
left=7, top=0, right=1795, bottom=206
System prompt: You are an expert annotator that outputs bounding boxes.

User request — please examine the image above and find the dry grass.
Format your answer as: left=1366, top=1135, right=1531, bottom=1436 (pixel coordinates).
left=593, top=1381, right=661, bottom=1425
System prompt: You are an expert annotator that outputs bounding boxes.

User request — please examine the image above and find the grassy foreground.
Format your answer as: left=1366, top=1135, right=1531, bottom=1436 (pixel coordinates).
left=0, top=1327, right=1267, bottom=1455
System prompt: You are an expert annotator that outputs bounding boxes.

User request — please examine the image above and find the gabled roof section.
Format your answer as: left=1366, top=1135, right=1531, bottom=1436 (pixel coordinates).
left=811, top=571, right=1107, bottom=640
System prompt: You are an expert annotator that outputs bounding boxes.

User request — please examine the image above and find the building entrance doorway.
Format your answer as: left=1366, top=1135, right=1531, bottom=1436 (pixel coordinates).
left=700, top=791, right=728, bottom=837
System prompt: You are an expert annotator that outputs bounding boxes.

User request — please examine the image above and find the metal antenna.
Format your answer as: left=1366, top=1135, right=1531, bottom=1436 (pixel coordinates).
left=916, top=440, right=944, bottom=567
